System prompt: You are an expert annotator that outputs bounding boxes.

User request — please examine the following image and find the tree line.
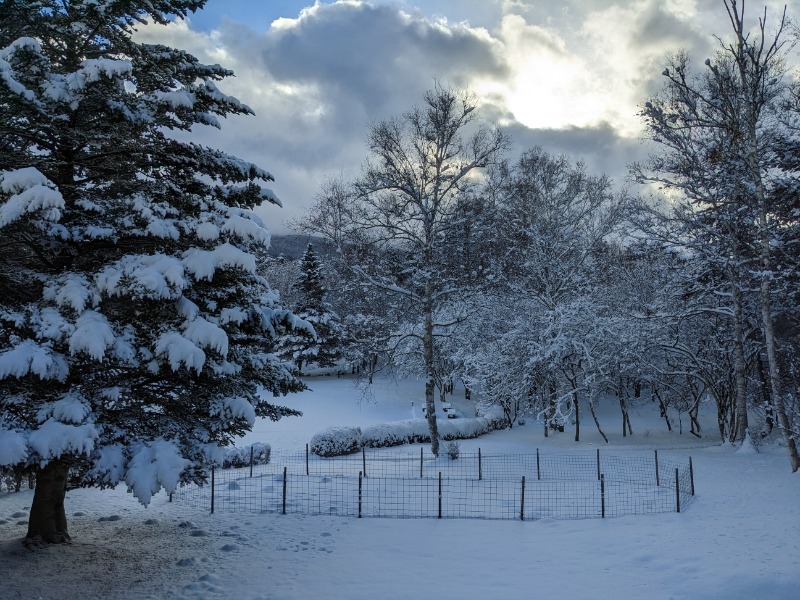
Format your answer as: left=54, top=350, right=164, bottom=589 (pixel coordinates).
left=293, top=0, right=799, bottom=469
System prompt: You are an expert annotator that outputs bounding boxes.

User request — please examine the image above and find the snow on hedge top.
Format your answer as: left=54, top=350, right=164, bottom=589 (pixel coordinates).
left=0, top=167, right=64, bottom=226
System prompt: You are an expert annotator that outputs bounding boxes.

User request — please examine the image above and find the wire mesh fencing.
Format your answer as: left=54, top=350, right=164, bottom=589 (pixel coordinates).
left=170, top=447, right=695, bottom=521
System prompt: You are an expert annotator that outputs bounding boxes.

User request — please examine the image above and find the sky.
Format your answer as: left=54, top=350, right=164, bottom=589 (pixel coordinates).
left=134, top=0, right=798, bottom=234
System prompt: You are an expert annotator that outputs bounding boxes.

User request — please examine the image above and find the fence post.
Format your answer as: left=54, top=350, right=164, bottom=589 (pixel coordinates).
left=358, top=471, right=363, bottom=518
left=675, top=468, right=680, bottom=513
left=420, top=447, right=423, bottom=479
left=250, top=446, right=254, bottom=478
left=520, top=476, right=526, bottom=521
left=306, top=443, right=310, bottom=476
left=654, top=449, right=659, bottom=487
left=282, top=466, right=287, bottom=515
left=210, top=465, right=215, bottom=515
left=600, top=473, right=605, bottom=518
left=438, top=472, right=442, bottom=519
left=478, top=448, right=482, bottom=481
left=362, top=447, right=367, bottom=478
left=689, top=457, right=695, bottom=496
left=169, top=493, right=172, bottom=503
left=596, top=448, right=601, bottom=481
left=536, top=448, right=541, bottom=481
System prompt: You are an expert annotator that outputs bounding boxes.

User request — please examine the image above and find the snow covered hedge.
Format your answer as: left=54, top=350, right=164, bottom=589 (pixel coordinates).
left=310, top=407, right=507, bottom=457
left=310, top=427, right=362, bottom=457
left=221, top=443, right=271, bottom=469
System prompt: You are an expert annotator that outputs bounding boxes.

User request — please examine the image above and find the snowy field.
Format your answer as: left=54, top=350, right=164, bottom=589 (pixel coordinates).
left=2, top=374, right=799, bottom=599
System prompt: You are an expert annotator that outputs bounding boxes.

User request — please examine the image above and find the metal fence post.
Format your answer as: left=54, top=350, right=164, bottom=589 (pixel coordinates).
left=600, top=473, right=605, bottom=518
left=306, top=443, right=310, bottom=476
left=282, top=466, right=287, bottom=515
left=675, top=468, right=680, bottom=513
left=689, top=457, right=695, bottom=496
left=596, top=448, right=601, bottom=481
left=520, top=476, right=526, bottom=521
left=536, top=448, right=541, bottom=481
left=210, top=465, right=215, bottom=514
left=420, top=447, right=423, bottom=479
left=438, top=472, right=442, bottom=519
left=250, top=446, right=254, bottom=478
left=478, top=448, right=482, bottom=481
left=654, top=449, right=659, bottom=487
left=362, top=447, right=367, bottom=478
left=358, top=471, right=363, bottom=518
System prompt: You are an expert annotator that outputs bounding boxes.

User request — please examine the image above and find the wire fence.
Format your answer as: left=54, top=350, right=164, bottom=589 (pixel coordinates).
left=171, top=448, right=695, bottom=521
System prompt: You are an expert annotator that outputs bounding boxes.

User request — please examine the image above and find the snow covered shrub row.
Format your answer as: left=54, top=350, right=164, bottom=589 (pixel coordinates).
left=310, top=427, right=362, bottom=457
left=221, top=443, right=271, bottom=469
left=310, top=406, right=508, bottom=456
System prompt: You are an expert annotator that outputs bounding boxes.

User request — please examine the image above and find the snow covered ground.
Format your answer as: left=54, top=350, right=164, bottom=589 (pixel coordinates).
left=2, top=375, right=799, bottom=599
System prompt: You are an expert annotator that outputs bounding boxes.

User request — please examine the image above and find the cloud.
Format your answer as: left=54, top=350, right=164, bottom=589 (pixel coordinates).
left=132, top=0, right=782, bottom=232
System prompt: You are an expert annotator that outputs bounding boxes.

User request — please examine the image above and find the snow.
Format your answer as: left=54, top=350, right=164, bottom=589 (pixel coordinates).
left=68, top=310, right=116, bottom=360
left=125, top=439, right=190, bottom=506
left=96, top=254, right=186, bottom=300
left=2, top=375, right=799, bottom=599
left=27, top=419, right=97, bottom=461
left=0, top=339, right=68, bottom=381
left=155, top=332, right=206, bottom=373
left=0, top=429, right=27, bottom=465
left=0, top=168, right=64, bottom=226
left=44, top=274, right=98, bottom=313
left=183, top=317, right=229, bottom=357
left=182, top=243, right=256, bottom=281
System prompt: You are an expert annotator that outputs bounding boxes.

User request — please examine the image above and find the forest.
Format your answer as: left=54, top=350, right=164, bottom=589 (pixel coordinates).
left=274, top=4, right=800, bottom=468
left=0, top=0, right=797, bottom=551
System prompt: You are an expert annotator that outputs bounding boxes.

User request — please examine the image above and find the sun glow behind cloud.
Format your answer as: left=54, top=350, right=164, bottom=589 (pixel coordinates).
left=476, top=14, right=620, bottom=132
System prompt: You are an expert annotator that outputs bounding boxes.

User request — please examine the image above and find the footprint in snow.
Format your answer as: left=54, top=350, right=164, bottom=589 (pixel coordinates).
left=11, top=512, right=26, bottom=518
left=220, top=544, right=238, bottom=552
left=176, top=557, right=198, bottom=567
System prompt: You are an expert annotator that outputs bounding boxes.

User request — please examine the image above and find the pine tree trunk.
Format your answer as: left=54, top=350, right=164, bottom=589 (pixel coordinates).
left=26, top=460, right=71, bottom=545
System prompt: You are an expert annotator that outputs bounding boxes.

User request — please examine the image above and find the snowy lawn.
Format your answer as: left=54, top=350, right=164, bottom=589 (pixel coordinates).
left=2, top=375, right=799, bottom=599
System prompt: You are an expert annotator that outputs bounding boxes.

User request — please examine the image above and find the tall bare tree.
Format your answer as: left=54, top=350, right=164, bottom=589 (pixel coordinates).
left=633, top=0, right=798, bottom=469
left=305, top=84, right=507, bottom=455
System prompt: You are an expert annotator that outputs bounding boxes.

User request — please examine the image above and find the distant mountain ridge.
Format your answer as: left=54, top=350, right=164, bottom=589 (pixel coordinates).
left=268, top=234, right=335, bottom=260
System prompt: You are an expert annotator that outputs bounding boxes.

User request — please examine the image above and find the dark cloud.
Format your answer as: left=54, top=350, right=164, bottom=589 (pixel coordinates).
left=503, top=121, right=647, bottom=187
left=227, top=2, right=505, bottom=119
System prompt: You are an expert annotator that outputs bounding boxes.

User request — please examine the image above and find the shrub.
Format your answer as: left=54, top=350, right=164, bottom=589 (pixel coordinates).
left=445, top=440, right=460, bottom=460
left=222, top=443, right=271, bottom=469
left=310, top=427, right=362, bottom=457
left=310, top=406, right=509, bottom=456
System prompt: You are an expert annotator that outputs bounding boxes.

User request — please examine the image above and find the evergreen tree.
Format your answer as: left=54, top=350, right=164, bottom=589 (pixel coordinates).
left=0, top=0, right=306, bottom=544
left=279, top=244, right=342, bottom=373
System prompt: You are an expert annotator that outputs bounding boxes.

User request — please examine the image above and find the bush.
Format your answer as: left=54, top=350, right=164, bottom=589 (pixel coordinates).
left=310, top=427, right=362, bottom=457
left=445, top=440, right=460, bottom=460
left=361, top=419, right=430, bottom=448
left=222, top=443, right=271, bottom=469
left=310, top=406, right=509, bottom=456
